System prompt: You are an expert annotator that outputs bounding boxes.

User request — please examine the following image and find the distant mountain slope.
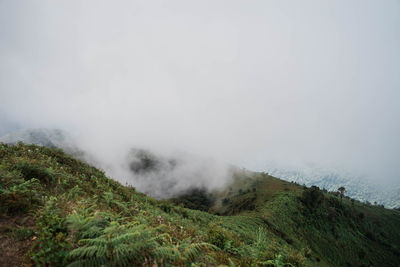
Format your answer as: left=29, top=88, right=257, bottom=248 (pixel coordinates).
left=0, top=128, right=103, bottom=169
left=264, top=165, right=400, bottom=209
left=0, top=128, right=81, bottom=155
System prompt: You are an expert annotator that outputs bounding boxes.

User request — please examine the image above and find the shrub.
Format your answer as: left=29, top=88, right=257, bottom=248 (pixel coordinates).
left=301, top=186, right=324, bottom=209
left=0, top=169, right=42, bottom=214
left=30, top=197, right=71, bottom=266
left=171, top=188, right=215, bottom=211
left=158, top=202, right=173, bottom=213
left=206, top=223, right=238, bottom=253
left=13, top=161, right=55, bottom=184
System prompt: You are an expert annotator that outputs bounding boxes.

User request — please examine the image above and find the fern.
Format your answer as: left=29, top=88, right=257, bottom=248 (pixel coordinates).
left=156, top=238, right=219, bottom=265
left=68, top=221, right=164, bottom=266
left=68, top=217, right=218, bottom=267
left=103, top=191, right=132, bottom=215
left=259, top=254, right=295, bottom=267
left=67, top=212, right=110, bottom=241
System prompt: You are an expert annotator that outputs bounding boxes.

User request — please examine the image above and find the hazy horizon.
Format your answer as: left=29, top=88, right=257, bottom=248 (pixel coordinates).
left=1, top=0, right=400, bottom=188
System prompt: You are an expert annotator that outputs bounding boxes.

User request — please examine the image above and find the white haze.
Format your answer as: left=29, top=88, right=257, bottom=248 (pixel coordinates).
left=1, top=0, right=400, bottom=194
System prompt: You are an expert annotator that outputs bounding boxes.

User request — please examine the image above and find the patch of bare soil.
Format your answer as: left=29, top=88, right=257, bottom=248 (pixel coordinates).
left=0, top=215, right=35, bottom=267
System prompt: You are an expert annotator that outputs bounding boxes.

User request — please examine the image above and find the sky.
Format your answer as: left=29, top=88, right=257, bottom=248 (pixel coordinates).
left=1, top=0, right=400, bottom=186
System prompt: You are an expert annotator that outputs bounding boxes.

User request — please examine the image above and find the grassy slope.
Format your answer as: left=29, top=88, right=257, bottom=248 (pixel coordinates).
left=209, top=173, right=400, bottom=266
left=0, top=143, right=399, bottom=266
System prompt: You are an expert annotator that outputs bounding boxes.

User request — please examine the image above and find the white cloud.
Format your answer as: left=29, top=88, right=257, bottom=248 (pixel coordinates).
left=1, top=0, right=399, bottom=187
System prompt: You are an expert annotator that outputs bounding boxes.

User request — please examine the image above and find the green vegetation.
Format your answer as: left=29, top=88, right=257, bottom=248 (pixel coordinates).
left=0, top=143, right=399, bottom=266
left=170, top=188, right=215, bottom=212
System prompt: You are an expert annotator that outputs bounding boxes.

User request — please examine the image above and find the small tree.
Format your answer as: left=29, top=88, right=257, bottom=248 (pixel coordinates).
left=301, top=186, right=324, bottom=209
left=337, top=186, right=346, bottom=203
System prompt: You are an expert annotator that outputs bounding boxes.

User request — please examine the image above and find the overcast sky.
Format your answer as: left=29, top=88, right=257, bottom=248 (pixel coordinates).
left=1, top=0, right=400, bottom=184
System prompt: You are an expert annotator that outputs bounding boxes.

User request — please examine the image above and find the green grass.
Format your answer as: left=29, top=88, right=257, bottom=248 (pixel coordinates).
left=0, top=142, right=399, bottom=266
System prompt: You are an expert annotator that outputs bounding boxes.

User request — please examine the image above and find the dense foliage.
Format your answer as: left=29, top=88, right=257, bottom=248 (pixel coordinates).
left=0, top=143, right=399, bottom=266
left=170, top=188, right=215, bottom=212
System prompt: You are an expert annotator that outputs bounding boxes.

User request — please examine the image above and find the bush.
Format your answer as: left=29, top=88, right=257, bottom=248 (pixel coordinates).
left=0, top=169, right=42, bottom=214
left=301, top=186, right=324, bottom=209
left=158, top=202, right=173, bottom=213
left=171, top=188, right=215, bottom=211
left=29, top=197, right=71, bottom=266
left=13, top=161, right=55, bottom=184
left=206, top=223, right=238, bottom=253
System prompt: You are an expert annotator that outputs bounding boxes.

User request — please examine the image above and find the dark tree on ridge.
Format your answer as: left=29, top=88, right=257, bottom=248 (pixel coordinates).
left=338, top=186, right=346, bottom=203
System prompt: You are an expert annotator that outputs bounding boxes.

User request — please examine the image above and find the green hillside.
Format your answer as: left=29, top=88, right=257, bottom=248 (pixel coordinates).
left=1, top=143, right=399, bottom=266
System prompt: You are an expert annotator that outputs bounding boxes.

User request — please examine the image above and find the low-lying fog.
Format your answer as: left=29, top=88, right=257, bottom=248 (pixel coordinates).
left=1, top=1, right=399, bottom=197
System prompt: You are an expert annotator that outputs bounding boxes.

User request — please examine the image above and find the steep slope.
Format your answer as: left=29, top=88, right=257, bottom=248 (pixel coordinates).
left=0, top=130, right=230, bottom=199
left=1, top=143, right=399, bottom=266
left=206, top=173, right=400, bottom=266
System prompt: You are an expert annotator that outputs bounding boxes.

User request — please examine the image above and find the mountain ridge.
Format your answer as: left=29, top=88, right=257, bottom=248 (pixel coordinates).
left=1, top=143, right=399, bottom=266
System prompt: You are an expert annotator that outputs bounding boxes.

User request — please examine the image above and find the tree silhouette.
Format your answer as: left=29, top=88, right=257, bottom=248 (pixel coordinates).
left=338, top=186, right=346, bottom=203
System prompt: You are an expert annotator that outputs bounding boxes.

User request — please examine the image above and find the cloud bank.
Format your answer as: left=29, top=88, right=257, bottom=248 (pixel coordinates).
left=1, top=0, right=400, bottom=189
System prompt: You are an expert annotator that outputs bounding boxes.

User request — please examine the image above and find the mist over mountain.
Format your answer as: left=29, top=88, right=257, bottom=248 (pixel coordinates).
left=122, top=148, right=232, bottom=198
left=1, top=0, right=400, bottom=194
left=1, top=128, right=398, bottom=208
left=264, top=163, right=400, bottom=209
left=0, top=128, right=232, bottom=199
left=0, top=128, right=79, bottom=154
left=0, top=112, right=20, bottom=136
left=1, top=1, right=400, bottom=265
